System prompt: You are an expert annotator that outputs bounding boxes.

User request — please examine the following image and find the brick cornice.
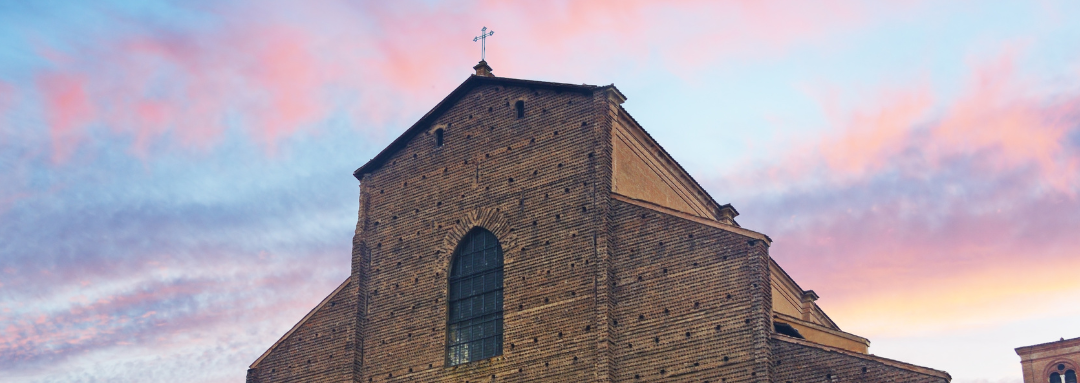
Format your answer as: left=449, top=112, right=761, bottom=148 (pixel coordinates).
left=1016, top=336, right=1080, bottom=357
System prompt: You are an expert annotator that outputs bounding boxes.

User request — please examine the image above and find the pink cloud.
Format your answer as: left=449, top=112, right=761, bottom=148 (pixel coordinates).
left=0, top=80, right=13, bottom=116
left=30, top=7, right=376, bottom=160
left=92, top=25, right=339, bottom=155
left=0, top=249, right=339, bottom=368
left=931, top=56, right=1080, bottom=191
left=700, top=50, right=1080, bottom=340
left=720, top=52, right=1080, bottom=194
left=776, top=202, right=1080, bottom=338
left=480, top=0, right=927, bottom=80
left=817, top=86, right=937, bottom=177
left=248, top=28, right=325, bottom=147
left=752, top=174, right=1080, bottom=337
left=37, top=73, right=94, bottom=163
left=26, top=0, right=935, bottom=163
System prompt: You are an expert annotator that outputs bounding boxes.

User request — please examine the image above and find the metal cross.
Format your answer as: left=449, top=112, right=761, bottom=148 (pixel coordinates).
left=473, top=27, right=494, bottom=61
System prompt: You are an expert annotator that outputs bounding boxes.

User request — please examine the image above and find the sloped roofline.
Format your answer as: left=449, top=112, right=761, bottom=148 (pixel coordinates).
left=774, top=335, right=952, bottom=381
left=249, top=276, right=352, bottom=369
left=352, top=72, right=734, bottom=222
left=1015, top=336, right=1080, bottom=355
left=612, top=193, right=770, bottom=244
left=353, top=75, right=604, bottom=180
left=769, top=257, right=840, bottom=330
left=613, top=104, right=737, bottom=219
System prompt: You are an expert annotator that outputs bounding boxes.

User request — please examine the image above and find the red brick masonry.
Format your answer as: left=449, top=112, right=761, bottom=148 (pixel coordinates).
left=246, top=73, right=950, bottom=383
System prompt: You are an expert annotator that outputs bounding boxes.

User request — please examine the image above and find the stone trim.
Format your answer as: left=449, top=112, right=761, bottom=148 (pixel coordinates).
left=770, top=258, right=841, bottom=330
left=1017, top=336, right=1080, bottom=357
left=774, top=312, right=870, bottom=346
left=436, top=207, right=519, bottom=267
left=612, top=107, right=720, bottom=220
left=1040, top=359, right=1079, bottom=380
left=611, top=193, right=771, bottom=244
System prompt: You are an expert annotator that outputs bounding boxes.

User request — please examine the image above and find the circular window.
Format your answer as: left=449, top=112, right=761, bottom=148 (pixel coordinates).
left=1060, top=364, right=1067, bottom=371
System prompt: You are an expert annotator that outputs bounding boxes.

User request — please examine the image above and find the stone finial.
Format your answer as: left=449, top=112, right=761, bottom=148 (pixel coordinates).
left=474, top=60, right=494, bottom=77
left=800, top=290, right=819, bottom=321
left=604, top=86, right=626, bottom=105
left=717, top=204, right=739, bottom=226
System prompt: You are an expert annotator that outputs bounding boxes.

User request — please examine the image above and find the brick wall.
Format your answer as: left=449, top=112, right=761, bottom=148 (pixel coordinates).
left=351, top=82, right=612, bottom=382
left=772, top=335, right=950, bottom=383
left=250, top=78, right=779, bottom=382
left=610, top=198, right=771, bottom=383
left=247, top=278, right=358, bottom=383
left=246, top=75, right=949, bottom=382
left=1015, top=337, right=1080, bottom=383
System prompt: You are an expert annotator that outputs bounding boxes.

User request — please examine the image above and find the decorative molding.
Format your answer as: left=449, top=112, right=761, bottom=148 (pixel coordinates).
left=612, top=116, right=716, bottom=219
left=437, top=207, right=519, bottom=273
left=774, top=335, right=952, bottom=380
left=770, top=262, right=807, bottom=320
left=611, top=106, right=721, bottom=220
left=1040, top=359, right=1079, bottom=379
left=612, top=193, right=770, bottom=244
left=1017, top=336, right=1080, bottom=356
left=774, top=312, right=869, bottom=346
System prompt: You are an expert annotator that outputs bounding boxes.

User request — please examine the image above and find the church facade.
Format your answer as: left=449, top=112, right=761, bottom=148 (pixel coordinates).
left=246, top=62, right=951, bottom=383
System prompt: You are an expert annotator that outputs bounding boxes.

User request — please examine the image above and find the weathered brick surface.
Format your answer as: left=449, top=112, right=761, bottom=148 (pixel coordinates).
left=610, top=199, right=770, bottom=383
left=772, top=336, right=950, bottom=383
left=247, top=75, right=949, bottom=383
left=247, top=278, right=358, bottom=383
left=352, top=82, right=609, bottom=382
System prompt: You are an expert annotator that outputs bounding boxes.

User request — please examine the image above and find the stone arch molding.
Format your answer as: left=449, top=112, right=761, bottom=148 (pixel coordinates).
left=437, top=207, right=519, bottom=273
left=1044, top=359, right=1080, bottom=380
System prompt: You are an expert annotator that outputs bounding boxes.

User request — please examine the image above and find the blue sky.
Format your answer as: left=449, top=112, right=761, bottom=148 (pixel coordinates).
left=2, top=1, right=1080, bottom=382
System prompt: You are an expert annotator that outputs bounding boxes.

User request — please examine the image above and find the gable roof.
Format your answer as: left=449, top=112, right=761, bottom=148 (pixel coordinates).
left=353, top=75, right=609, bottom=180
left=349, top=72, right=732, bottom=224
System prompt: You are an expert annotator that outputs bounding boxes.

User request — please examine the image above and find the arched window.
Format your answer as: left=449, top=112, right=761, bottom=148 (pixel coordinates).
left=1052, top=372, right=1061, bottom=383
left=446, top=228, right=504, bottom=365
left=1066, top=370, right=1076, bottom=383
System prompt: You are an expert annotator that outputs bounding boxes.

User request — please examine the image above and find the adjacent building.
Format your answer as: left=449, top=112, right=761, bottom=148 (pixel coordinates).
left=1017, top=337, right=1080, bottom=383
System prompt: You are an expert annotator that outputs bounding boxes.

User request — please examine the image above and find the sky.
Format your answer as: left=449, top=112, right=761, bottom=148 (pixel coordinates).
left=1, top=1, right=1079, bottom=382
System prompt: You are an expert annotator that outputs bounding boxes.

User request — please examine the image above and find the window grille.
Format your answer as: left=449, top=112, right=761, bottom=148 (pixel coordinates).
left=446, top=228, right=504, bottom=366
